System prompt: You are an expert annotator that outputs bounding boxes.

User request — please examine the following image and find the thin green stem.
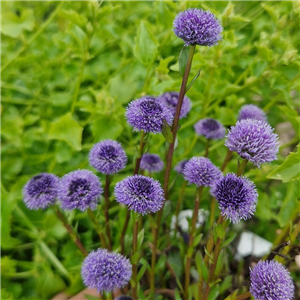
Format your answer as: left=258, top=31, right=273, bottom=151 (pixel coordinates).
left=87, top=209, right=108, bottom=248
left=104, top=175, right=112, bottom=250
left=175, top=181, right=187, bottom=232
left=237, top=159, right=248, bottom=176
left=132, top=217, right=140, bottom=300
left=204, top=139, right=210, bottom=157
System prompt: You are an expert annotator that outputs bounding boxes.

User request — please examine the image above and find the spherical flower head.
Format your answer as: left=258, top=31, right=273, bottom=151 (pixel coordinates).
left=140, top=153, right=164, bottom=173
left=89, top=140, right=127, bottom=175
left=225, top=119, right=279, bottom=167
left=125, top=97, right=173, bottom=133
left=212, top=173, right=257, bottom=224
left=238, top=104, right=267, bottom=122
left=174, top=160, right=189, bottom=174
left=250, top=260, right=295, bottom=300
left=183, top=157, right=222, bottom=187
left=81, top=249, right=132, bottom=293
left=194, top=118, right=226, bottom=140
left=156, top=92, right=191, bottom=119
left=115, top=175, right=165, bottom=215
left=173, top=8, right=223, bottom=46
left=58, top=170, right=103, bottom=211
left=23, top=173, right=59, bottom=210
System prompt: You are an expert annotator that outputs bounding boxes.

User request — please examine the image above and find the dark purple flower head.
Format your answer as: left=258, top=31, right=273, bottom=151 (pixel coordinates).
left=125, top=97, right=173, bottom=134
left=238, top=104, right=267, bottom=122
left=212, top=173, right=257, bottom=224
left=156, top=92, right=191, bottom=119
left=183, top=157, right=222, bottom=187
left=173, top=8, right=223, bottom=46
left=89, top=140, right=127, bottom=175
left=23, top=173, right=59, bottom=210
left=250, top=260, right=294, bottom=300
left=58, top=170, right=103, bottom=211
left=115, top=175, right=164, bottom=215
left=174, top=160, right=189, bottom=174
left=140, top=153, right=164, bottom=173
left=225, top=119, right=279, bottom=167
left=194, top=118, right=226, bottom=140
left=81, top=249, right=132, bottom=292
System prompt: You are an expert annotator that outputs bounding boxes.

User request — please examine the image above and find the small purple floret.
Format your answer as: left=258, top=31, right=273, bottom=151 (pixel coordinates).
left=194, top=118, right=226, bottom=140
left=238, top=104, right=267, bottom=122
left=174, top=160, right=189, bottom=174
left=115, top=175, right=165, bottom=215
left=250, top=260, right=295, bottom=300
left=58, top=170, right=103, bottom=211
left=81, top=249, right=132, bottom=292
left=140, top=153, right=164, bottom=173
left=225, top=119, right=279, bottom=167
left=173, top=8, right=223, bottom=46
left=23, top=173, right=59, bottom=210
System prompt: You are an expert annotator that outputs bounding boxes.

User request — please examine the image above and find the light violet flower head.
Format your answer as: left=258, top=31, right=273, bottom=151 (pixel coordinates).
left=173, top=8, right=223, bottom=46
left=225, top=119, right=279, bottom=167
left=250, top=260, right=294, bottom=300
left=125, top=97, right=173, bottom=134
left=23, top=173, right=59, bottom=210
left=156, top=92, right=191, bottom=119
left=81, top=249, right=132, bottom=292
left=212, top=173, right=257, bottom=224
left=89, top=140, right=127, bottom=175
left=140, top=153, right=164, bottom=173
left=183, top=157, right=222, bottom=187
left=58, top=170, right=103, bottom=211
left=174, top=160, right=189, bottom=174
left=194, top=118, right=226, bottom=140
left=238, top=104, right=267, bottom=122
left=115, top=175, right=164, bottom=215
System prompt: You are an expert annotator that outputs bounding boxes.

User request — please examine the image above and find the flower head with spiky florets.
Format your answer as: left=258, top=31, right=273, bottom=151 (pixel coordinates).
left=194, top=118, right=226, bottom=140
left=140, top=153, right=164, bottom=173
left=238, top=104, right=267, bottom=122
left=212, top=173, right=257, bottom=224
left=183, top=157, right=222, bottom=187
left=89, top=140, right=127, bottom=175
left=125, top=97, right=173, bottom=134
left=58, top=170, right=102, bottom=211
left=250, top=260, right=294, bottom=300
left=156, top=92, right=191, bottom=119
left=174, top=160, right=189, bottom=174
left=23, top=173, right=59, bottom=210
left=115, top=175, right=164, bottom=215
left=225, top=119, right=279, bottom=167
left=173, top=8, right=223, bottom=46
left=81, top=249, right=132, bottom=293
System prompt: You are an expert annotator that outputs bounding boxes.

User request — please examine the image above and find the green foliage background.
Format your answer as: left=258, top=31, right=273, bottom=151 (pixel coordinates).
left=1, top=1, right=299, bottom=299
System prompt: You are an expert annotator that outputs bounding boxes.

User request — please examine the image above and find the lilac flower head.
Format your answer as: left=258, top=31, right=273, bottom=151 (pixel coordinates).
left=238, top=104, right=267, bottom=122
left=23, top=173, right=59, bottom=210
left=89, top=140, right=127, bottom=175
left=58, top=170, right=102, bottom=211
left=225, top=119, right=279, bottom=167
left=125, top=97, right=173, bottom=133
left=183, top=157, right=222, bottom=187
left=194, top=118, right=226, bottom=140
left=115, top=175, right=164, bottom=215
left=156, top=92, right=191, bottom=119
left=173, top=8, right=223, bottom=46
left=250, top=260, right=294, bottom=300
left=174, top=160, right=189, bottom=174
left=140, top=153, right=164, bottom=173
left=81, top=249, right=132, bottom=292
left=212, top=173, right=257, bottom=224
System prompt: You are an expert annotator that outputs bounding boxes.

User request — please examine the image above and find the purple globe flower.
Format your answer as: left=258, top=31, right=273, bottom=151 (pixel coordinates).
left=174, top=160, right=189, bottom=174
left=81, top=249, right=132, bottom=292
left=183, top=157, right=222, bottom=187
left=250, top=260, right=294, bottom=300
left=115, top=175, right=164, bottom=215
left=156, top=92, right=191, bottom=119
left=225, top=119, right=279, bottom=167
left=89, top=140, right=127, bottom=175
left=23, top=173, right=59, bottom=210
left=58, top=170, right=103, bottom=211
left=238, top=104, right=267, bottom=122
left=125, top=97, right=173, bottom=134
left=212, top=173, right=257, bottom=224
left=173, top=8, right=223, bottom=46
left=140, top=153, right=164, bottom=173
left=194, top=118, right=226, bottom=140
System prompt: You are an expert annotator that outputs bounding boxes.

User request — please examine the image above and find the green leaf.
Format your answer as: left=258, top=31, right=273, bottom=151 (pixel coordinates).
left=185, top=70, right=201, bottom=93
left=251, top=60, right=267, bottom=77
left=137, top=258, right=150, bottom=282
left=162, top=120, right=173, bottom=143
left=195, top=251, right=202, bottom=272
left=215, top=224, right=226, bottom=239
left=193, top=233, right=203, bottom=247
left=131, top=252, right=140, bottom=264
left=221, top=233, right=237, bottom=248
left=174, top=289, right=182, bottom=300
left=58, top=9, right=87, bottom=29
left=92, top=116, right=123, bottom=142
left=179, top=46, right=189, bottom=77
left=137, top=228, right=144, bottom=250
left=200, top=261, right=209, bottom=282
left=84, top=295, right=100, bottom=300
left=220, top=275, right=232, bottom=294
left=208, top=284, right=220, bottom=300
left=48, top=113, right=83, bottom=151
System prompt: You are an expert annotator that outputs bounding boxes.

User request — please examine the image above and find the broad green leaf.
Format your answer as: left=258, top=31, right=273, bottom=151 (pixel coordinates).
left=162, top=119, right=173, bottom=143
left=137, top=228, right=144, bottom=250
left=92, top=116, right=123, bottom=142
